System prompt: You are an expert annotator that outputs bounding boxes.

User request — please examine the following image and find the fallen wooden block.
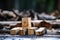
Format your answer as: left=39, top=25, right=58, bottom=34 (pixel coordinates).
left=10, top=27, right=22, bottom=35
left=35, top=31, right=43, bottom=36
left=35, top=27, right=46, bottom=36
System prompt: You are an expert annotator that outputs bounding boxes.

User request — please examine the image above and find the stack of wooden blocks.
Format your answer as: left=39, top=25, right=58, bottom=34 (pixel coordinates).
left=10, top=17, right=34, bottom=35
left=22, top=17, right=35, bottom=35
left=10, top=17, right=46, bottom=36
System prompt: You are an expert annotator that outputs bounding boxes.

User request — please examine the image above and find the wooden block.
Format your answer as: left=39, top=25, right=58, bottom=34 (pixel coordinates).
left=10, top=27, right=22, bottom=35
left=28, top=29, right=34, bottom=35
left=35, top=27, right=45, bottom=36
left=36, top=32, right=43, bottom=36
left=19, top=30, right=25, bottom=36
left=22, top=17, right=31, bottom=29
left=10, top=30, right=17, bottom=35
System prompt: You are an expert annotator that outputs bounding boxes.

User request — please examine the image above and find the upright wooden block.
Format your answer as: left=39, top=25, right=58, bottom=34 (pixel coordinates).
left=28, top=29, right=34, bottom=35
left=28, top=27, right=37, bottom=35
left=19, top=30, right=25, bottom=36
left=22, top=17, right=31, bottom=29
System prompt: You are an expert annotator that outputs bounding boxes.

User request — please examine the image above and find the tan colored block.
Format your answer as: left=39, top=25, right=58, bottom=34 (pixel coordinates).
left=35, top=27, right=45, bottom=36
left=10, top=30, right=17, bottom=35
left=28, top=29, right=34, bottom=35
left=19, top=30, right=25, bottom=36
left=10, top=27, right=22, bottom=35
left=22, top=17, right=31, bottom=29
left=36, top=32, right=43, bottom=36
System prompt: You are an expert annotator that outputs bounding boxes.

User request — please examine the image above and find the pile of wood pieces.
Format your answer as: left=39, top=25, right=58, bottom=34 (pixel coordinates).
left=10, top=17, right=49, bottom=36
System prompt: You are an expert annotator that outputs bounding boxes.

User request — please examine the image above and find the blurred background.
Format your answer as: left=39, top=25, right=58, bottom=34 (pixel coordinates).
left=0, top=0, right=60, bottom=13
left=0, top=0, right=60, bottom=21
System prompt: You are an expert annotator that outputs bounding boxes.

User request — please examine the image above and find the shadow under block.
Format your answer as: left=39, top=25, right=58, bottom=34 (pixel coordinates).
left=28, top=29, right=34, bottom=35
left=22, top=17, right=31, bottom=29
